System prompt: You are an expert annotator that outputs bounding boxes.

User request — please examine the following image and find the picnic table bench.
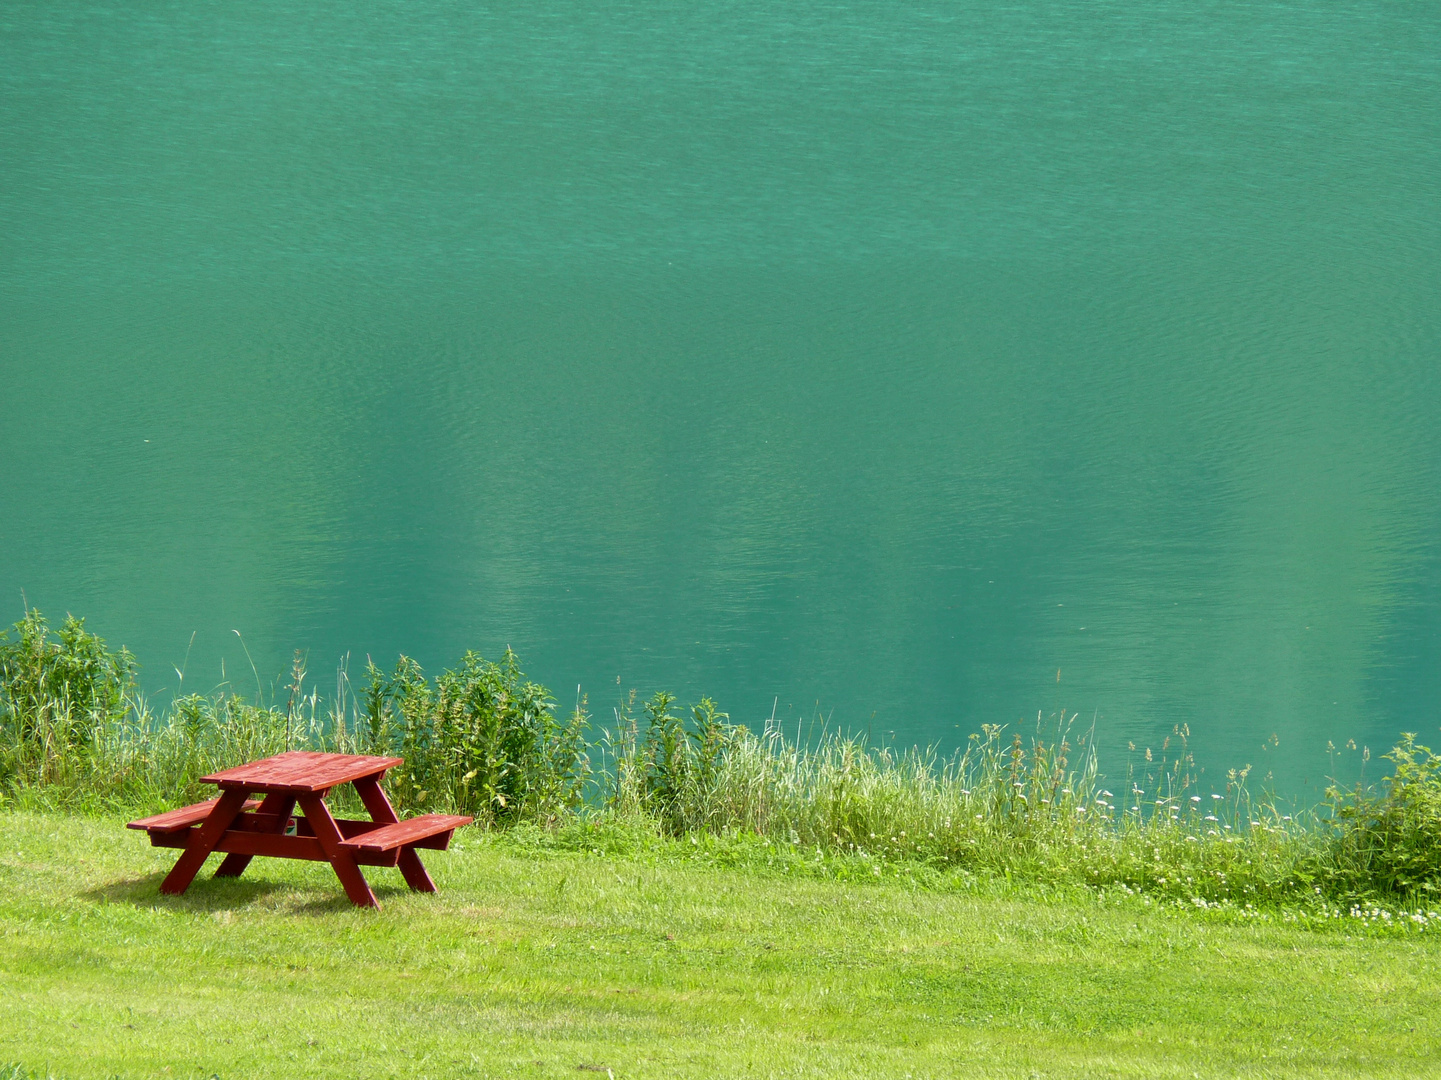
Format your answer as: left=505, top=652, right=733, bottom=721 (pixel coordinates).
left=128, top=751, right=471, bottom=908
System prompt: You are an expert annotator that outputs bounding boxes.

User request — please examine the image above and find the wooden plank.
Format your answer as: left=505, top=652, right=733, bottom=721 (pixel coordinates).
left=227, top=811, right=294, bottom=834
left=212, top=831, right=329, bottom=861
left=293, top=816, right=388, bottom=840
left=159, top=787, right=250, bottom=895
left=227, top=753, right=399, bottom=792
left=202, top=751, right=402, bottom=794
left=127, top=797, right=261, bottom=834
left=354, top=774, right=435, bottom=892
left=145, top=808, right=291, bottom=842
left=215, top=791, right=296, bottom=878
left=297, top=792, right=379, bottom=907
left=337, top=814, right=472, bottom=854
left=294, top=816, right=451, bottom=849
left=147, top=827, right=401, bottom=867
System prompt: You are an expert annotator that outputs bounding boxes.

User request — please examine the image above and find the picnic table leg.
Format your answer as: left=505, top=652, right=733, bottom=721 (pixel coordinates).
left=160, top=787, right=251, bottom=896
left=215, top=792, right=296, bottom=879
left=353, top=775, right=437, bottom=893
left=297, top=792, right=379, bottom=908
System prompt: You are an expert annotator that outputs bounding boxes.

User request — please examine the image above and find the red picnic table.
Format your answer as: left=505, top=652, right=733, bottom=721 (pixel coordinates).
left=127, top=751, right=471, bottom=908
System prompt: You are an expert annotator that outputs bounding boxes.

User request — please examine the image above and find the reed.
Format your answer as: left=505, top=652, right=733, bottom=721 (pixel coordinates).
left=598, top=693, right=1322, bottom=905
left=0, top=610, right=588, bottom=826
left=3, top=607, right=1437, bottom=907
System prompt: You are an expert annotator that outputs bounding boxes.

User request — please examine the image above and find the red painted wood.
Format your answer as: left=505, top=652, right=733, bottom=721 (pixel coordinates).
left=397, top=847, right=437, bottom=892
left=297, top=792, right=379, bottom=908
left=146, top=827, right=401, bottom=866
left=294, top=816, right=387, bottom=839
left=215, top=791, right=296, bottom=878
left=337, top=814, right=472, bottom=853
left=227, top=811, right=295, bottom=833
left=159, top=787, right=250, bottom=895
left=293, top=815, right=452, bottom=849
left=136, top=752, right=466, bottom=907
left=352, top=774, right=399, bottom=824
left=351, top=775, right=437, bottom=891
left=202, top=751, right=402, bottom=794
left=212, top=832, right=329, bottom=861
left=127, top=797, right=260, bottom=834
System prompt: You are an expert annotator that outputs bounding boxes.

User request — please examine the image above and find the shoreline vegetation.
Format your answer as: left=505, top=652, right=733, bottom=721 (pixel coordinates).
left=3, top=607, right=1439, bottom=919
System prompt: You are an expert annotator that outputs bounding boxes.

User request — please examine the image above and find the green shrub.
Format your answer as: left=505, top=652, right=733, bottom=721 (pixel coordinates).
left=602, top=691, right=739, bottom=833
left=1324, top=733, right=1441, bottom=899
left=0, top=608, right=135, bottom=787
left=0, top=611, right=587, bottom=825
left=361, top=648, right=589, bottom=825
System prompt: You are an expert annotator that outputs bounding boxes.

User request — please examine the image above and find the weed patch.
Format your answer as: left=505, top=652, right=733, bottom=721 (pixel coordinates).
left=3, top=607, right=1439, bottom=909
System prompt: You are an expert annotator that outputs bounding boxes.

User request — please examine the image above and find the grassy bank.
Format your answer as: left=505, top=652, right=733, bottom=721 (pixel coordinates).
left=4, top=608, right=1441, bottom=908
left=3, top=812, right=1441, bottom=1079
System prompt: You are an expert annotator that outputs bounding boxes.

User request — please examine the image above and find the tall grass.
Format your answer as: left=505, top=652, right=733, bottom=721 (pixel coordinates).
left=0, top=610, right=586, bottom=824
left=3, top=607, right=1438, bottom=906
left=599, top=693, right=1317, bottom=904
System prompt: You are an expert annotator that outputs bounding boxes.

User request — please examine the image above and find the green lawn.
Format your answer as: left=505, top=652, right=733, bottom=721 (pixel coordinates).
left=1, top=813, right=1438, bottom=1079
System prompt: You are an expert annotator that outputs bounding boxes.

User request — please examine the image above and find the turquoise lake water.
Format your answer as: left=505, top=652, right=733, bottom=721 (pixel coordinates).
left=2, top=2, right=1438, bottom=796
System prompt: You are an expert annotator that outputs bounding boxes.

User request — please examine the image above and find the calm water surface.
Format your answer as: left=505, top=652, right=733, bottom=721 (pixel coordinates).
left=3, top=1, right=1439, bottom=796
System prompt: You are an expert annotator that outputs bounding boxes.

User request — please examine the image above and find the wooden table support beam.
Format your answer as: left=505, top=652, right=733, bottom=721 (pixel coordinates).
left=297, top=792, right=379, bottom=908
left=354, top=774, right=436, bottom=893
left=215, top=791, right=296, bottom=879
left=159, top=787, right=250, bottom=895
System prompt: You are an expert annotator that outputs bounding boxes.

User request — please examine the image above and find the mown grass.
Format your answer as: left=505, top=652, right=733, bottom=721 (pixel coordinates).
left=2, top=812, right=1441, bottom=1079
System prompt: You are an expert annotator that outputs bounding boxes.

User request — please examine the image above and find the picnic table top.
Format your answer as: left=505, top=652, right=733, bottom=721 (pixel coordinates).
left=201, top=751, right=403, bottom=793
